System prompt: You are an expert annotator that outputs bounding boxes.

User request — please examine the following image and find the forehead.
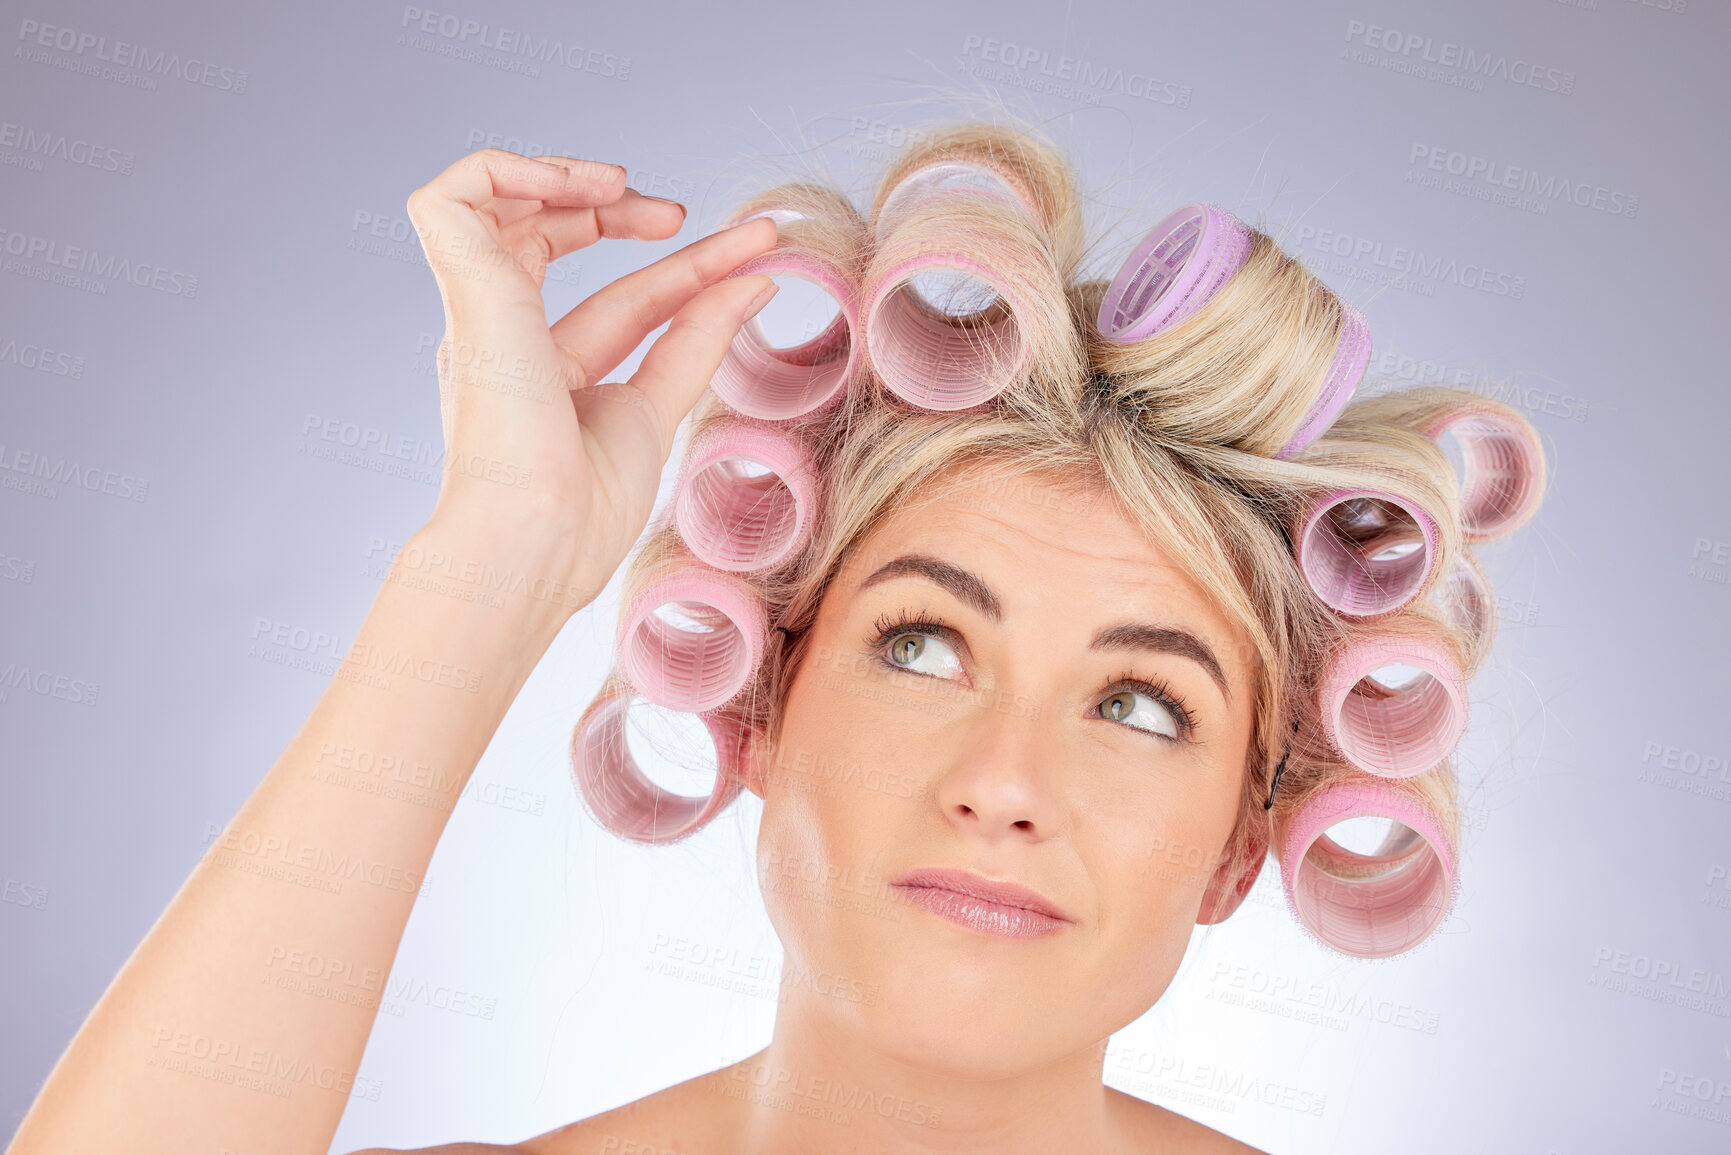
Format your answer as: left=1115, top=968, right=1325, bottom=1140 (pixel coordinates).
left=842, top=459, right=1253, bottom=664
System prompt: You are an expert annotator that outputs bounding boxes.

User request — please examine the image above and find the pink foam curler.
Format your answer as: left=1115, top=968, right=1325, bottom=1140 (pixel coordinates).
left=873, top=160, right=1039, bottom=237
left=710, top=248, right=858, bottom=422
left=862, top=252, right=1034, bottom=411
left=569, top=693, right=746, bottom=844
left=674, top=421, right=820, bottom=573
left=1437, top=555, right=1494, bottom=658
left=1280, top=778, right=1459, bottom=959
left=1097, top=203, right=1254, bottom=343
left=1274, top=302, right=1372, bottom=460
left=616, top=567, right=768, bottom=713
left=1320, top=634, right=1468, bottom=779
left=1424, top=408, right=1545, bottom=542
left=1298, top=488, right=1438, bottom=617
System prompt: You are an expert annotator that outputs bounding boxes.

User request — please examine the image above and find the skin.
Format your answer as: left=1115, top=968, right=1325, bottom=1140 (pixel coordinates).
left=379, top=468, right=1273, bottom=1153
left=7, top=148, right=1269, bottom=1155
left=737, top=465, right=1268, bottom=1151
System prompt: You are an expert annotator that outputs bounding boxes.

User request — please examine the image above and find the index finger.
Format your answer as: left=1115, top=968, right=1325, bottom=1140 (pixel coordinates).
left=404, top=150, right=632, bottom=300
left=548, top=216, right=780, bottom=388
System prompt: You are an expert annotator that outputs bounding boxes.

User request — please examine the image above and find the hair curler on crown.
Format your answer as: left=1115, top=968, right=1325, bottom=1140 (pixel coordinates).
left=1097, top=203, right=1371, bottom=458
left=861, top=189, right=1068, bottom=411
left=1098, top=204, right=1254, bottom=343
left=869, top=130, right=1086, bottom=279
left=872, top=159, right=1041, bottom=239
left=1318, top=633, right=1468, bottom=779
left=708, top=186, right=866, bottom=422
left=1296, top=488, right=1440, bottom=617
left=1422, top=405, right=1546, bottom=541
left=616, top=563, right=768, bottom=713
left=712, top=245, right=859, bottom=422
left=1436, top=554, right=1496, bottom=676
left=1275, top=302, right=1370, bottom=460
left=673, top=419, right=820, bottom=573
left=569, top=682, right=746, bottom=844
left=1280, top=775, right=1460, bottom=959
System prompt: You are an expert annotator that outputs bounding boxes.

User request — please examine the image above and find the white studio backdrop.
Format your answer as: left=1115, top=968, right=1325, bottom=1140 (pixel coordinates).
left=2, top=0, right=1728, bottom=1151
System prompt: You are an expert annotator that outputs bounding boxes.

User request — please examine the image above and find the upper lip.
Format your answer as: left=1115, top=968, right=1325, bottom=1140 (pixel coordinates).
left=890, top=867, right=1074, bottom=922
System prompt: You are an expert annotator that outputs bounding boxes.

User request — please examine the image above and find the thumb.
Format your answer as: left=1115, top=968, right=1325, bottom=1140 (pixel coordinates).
left=578, top=273, right=779, bottom=469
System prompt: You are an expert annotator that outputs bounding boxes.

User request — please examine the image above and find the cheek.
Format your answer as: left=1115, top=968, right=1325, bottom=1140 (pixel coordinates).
left=1078, top=838, right=1222, bottom=1014
left=1085, top=790, right=1239, bottom=943
left=755, top=668, right=919, bottom=960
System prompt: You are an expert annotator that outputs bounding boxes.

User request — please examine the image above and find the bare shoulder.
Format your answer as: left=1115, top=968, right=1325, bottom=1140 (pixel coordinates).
left=345, top=1064, right=737, bottom=1155
left=1109, top=1087, right=1272, bottom=1154
left=517, top=1065, right=737, bottom=1154
left=348, top=1074, right=1266, bottom=1155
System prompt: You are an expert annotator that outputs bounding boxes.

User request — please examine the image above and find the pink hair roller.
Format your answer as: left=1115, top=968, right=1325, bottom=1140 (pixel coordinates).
left=1097, top=203, right=1253, bottom=343
left=710, top=245, right=859, bottom=422
left=569, top=693, right=746, bottom=844
left=1274, top=302, right=1372, bottom=460
left=1320, top=634, right=1468, bottom=779
left=1298, top=488, right=1439, bottom=617
left=1438, top=555, right=1494, bottom=659
left=616, top=566, right=768, bottom=713
left=861, top=252, right=1035, bottom=411
left=674, top=420, right=820, bottom=573
left=1280, top=778, right=1459, bottom=959
left=873, top=160, right=1039, bottom=237
left=1424, top=408, right=1545, bottom=541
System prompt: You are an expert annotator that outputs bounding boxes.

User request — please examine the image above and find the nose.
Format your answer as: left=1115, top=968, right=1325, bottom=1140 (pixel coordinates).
left=931, top=687, right=1063, bottom=842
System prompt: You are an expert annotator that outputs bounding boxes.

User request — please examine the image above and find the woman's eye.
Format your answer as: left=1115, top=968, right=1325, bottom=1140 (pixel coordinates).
left=1099, top=689, right=1179, bottom=739
left=884, top=632, right=964, bottom=679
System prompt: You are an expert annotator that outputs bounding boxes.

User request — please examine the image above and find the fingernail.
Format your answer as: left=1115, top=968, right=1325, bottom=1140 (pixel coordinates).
left=727, top=215, right=778, bottom=236
left=642, top=194, right=687, bottom=217
left=741, top=281, right=779, bottom=322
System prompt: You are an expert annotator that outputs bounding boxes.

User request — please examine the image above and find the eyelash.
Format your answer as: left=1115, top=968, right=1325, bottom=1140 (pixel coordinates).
left=864, top=608, right=1199, bottom=742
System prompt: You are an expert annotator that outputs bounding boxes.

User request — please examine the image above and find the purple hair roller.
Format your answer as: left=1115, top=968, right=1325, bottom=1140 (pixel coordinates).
left=569, top=692, right=746, bottom=844
left=1297, top=488, right=1438, bottom=617
left=617, top=566, right=768, bottom=713
left=1319, top=634, right=1468, bottom=779
left=1097, top=203, right=1253, bottom=343
left=674, top=420, right=820, bottom=573
left=1422, top=406, right=1545, bottom=542
left=1100, top=205, right=1370, bottom=456
left=1280, top=778, right=1459, bottom=959
left=710, top=246, right=858, bottom=422
left=1275, top=302, right=1372, bottom=460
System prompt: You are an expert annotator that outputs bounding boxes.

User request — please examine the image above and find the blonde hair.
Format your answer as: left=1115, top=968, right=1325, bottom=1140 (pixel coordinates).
left=580, top=118, right=1545, bottom=924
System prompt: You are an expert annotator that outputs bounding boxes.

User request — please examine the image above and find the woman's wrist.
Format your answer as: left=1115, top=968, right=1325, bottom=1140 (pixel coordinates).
left=407, top=499, right=597, bottom=644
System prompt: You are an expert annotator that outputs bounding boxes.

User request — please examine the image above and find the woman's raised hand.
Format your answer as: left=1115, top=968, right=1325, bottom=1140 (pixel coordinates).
left=404, top=147, right=779, bottom=610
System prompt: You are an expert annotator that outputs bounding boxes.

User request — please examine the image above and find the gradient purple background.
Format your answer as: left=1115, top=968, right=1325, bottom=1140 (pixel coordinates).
left=3, top=0, right=1728, bottom=1150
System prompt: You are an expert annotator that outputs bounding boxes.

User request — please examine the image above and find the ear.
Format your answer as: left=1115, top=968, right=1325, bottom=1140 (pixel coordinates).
left=1195, top=830, right=1269, bottom=926
left=738, top=727, right=767, bottom=800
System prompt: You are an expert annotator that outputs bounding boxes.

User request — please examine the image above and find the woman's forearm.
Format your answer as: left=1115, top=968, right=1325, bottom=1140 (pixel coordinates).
left=9, top=509, right=582, bottom=1155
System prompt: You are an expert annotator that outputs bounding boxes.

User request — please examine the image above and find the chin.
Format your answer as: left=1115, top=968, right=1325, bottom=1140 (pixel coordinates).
left=796, top=914, right=1103, bottom=1078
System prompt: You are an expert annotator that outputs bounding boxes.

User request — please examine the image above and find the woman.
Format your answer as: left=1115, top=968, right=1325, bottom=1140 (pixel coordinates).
left=9, top=121, right=1538, bottom=1154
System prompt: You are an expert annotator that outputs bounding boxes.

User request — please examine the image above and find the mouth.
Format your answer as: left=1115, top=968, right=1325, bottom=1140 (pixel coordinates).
left=889, top=867, right=1073, bottom=939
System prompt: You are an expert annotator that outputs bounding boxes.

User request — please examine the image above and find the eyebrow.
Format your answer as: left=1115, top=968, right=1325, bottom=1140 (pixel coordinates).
left=857, top=553, right=1233, bottom=705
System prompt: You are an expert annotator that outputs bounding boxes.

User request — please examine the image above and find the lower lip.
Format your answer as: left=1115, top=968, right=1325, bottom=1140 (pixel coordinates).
left=892, top=884, right=1070, bottom=939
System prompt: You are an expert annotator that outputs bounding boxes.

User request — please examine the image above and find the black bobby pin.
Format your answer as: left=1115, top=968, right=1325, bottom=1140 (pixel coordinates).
left=1264, top=717, right=1302, bottom=810
left=1264, top=746, right=1291, bottom=810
